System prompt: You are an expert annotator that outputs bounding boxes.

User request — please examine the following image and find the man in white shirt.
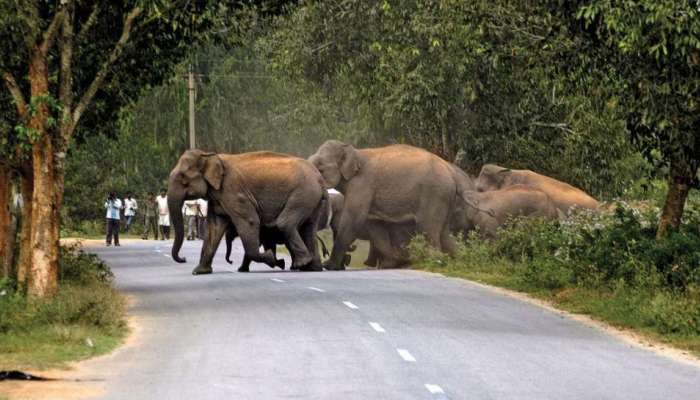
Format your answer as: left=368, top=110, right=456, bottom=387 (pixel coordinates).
left=123, top=191, right=138, bottom=233
left=196, top=198, right=208, bottom=240
left=156, top=189, right=170, bottom=240
left=182, top=200, right=200, bottom=240
left=105, top=191, right=123, bottom=246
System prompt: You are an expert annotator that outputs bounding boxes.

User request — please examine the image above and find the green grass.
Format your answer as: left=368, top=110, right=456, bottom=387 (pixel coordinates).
left=0, top=324, right=126, bottom=370
left=0, top=248, right=128, bottom=371
left=412, top=241, right=700, bottom=358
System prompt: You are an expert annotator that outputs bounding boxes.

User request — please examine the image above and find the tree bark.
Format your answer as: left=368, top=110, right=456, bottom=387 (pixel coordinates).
left=656, top=157, right=698, bottom=239
left=26, top=50, right=59, bottom=297
left=17, top=167, right=33, bottom=288
left=0, top=164, right=11, bottom=278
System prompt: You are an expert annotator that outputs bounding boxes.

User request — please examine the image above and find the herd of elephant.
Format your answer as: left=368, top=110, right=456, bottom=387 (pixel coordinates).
left=167, top=140, right=598, bottom=274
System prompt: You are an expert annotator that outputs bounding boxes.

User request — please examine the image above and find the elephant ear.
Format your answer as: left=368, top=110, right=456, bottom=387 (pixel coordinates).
left=340, top=145, right=360, bottom=180
left=203, top=154, right=224, bottom=190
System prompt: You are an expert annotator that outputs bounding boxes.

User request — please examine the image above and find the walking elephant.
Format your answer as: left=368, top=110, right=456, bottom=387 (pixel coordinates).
left=308, top=140, right=458, bottom=270
left=167, top=150, right=326, bottom=275
left=475, top=164, right=599, bottom=212
left=324, top=190, right=414, bottom=268
left=454, top=185, right=559, bottom=237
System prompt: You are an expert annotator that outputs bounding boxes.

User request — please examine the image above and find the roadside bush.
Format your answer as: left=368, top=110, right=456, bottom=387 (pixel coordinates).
left=60, top=244, right=114, bottom=285
left=490, top=204, right=700, bottom=291
left=408, top=201, right=700, bottom=340
left=0, top=246, right=125, bottom=335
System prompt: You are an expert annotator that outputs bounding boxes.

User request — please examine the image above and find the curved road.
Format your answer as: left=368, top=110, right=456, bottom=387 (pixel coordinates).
left=79, top=239, right=699, bottom=400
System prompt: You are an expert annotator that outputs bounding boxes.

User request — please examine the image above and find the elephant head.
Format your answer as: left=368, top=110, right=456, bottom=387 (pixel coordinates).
left=451, top=191, right=496, bottom=233
left=308, top=140, right=360, bottom=189
left=475, top=164, right=511, bottom=192
left=167, top=150, right=224, bottom=263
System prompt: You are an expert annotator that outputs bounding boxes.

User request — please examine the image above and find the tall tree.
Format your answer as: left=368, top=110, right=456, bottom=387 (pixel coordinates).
left=0, top=0, right=291, bottom=296
left=549, top=0, right=700, bottom=237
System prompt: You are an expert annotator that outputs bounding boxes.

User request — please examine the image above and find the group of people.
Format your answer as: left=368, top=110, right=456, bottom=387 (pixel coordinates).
left=104, top=189, right=207, bottom=246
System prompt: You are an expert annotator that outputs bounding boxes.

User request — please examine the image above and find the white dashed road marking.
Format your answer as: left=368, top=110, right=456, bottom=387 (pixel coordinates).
left=397, top=349, right=416, bottom=362
left=270, top=278, right=286, bottom=283
left=369, top=322, right=386, bottom=333
left=163, top=254, right=170, bottom=258
left=308, top=287, right=326, bottom=292
left=343, top=301, right=359, bottom=309
left=425, top=384, right=445, bottom=394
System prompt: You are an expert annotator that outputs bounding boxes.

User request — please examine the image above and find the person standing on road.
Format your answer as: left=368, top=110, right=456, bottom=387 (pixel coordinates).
left=196, top=198, right=208, bottom=240
left=105, top=191, right=123, bottom=247
left=123, top=191, right=138, bottom=233
left=142, top=192, right=158, bottom=240
left=183, top=200, right=200, bottom=240
left=156, top=189, right=170, bottom=240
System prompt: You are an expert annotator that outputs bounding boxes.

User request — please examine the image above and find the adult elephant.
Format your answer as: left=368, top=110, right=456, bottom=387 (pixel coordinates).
left=168, top=150, right=326, bottom=274
left=475, top=164, right=599, bottom=212
left=453, top=185, right=559, bottom=237
left=308, top=140, right=458, bottom=270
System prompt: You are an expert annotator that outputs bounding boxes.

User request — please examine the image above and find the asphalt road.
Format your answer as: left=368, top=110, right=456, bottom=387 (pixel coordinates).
left=82, top=239, right=700, bottom=400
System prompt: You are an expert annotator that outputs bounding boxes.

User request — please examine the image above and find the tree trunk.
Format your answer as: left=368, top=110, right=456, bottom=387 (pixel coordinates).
left=27, top=134, right=60, bottom=297
left=0, top=164, right=11, bottom=278
left=656, top=157, right=697, bottom=239
left=26, top=50, right=59, bottom=297
left=17, top=168, right=33, bottom=288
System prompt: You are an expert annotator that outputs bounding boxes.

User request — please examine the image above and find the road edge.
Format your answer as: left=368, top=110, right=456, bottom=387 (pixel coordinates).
left=406, top=268, right=700, bottom=369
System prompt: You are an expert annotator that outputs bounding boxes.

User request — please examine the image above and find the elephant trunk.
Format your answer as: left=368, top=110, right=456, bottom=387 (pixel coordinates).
left=168, top=194, right=187, bottom=263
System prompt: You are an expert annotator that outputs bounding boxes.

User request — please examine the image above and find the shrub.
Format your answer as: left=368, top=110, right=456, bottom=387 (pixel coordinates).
left=0, top=246, right=125, bottom=335
left=60, top=244, right=114, bottom=285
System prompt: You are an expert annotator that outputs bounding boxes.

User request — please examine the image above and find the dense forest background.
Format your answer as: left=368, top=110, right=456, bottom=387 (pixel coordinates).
left=64, top=1, right=660, bottom=231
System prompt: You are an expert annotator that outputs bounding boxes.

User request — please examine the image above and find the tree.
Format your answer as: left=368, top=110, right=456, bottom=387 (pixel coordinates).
left=0, top=0, right=290, bottom=296
left=549, top=1, right=700, bottom=237
left=263, top=0, right=646, bottom=196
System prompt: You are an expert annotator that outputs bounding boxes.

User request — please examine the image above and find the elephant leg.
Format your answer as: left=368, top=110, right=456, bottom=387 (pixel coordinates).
left=326, top=193, right=370, bottom=270
left=364, top=243, right=379, bottom=268
left=225, top=225, right=237, bottom=264
left=274, top=200, right=314, bottom=269
left=416, top=202, right=450, bottom=251
left=234, top=219, right=277, bottom=268
left=263, top=236, right=285, bottom=270
left=440, top=226, right=456, bottom=257
left=193, top=214, right=228, bottom=275
left=299, top=219, right=322, bottom=271
left=238, top=256, right=252, bottom=273
left=366, top=223, right=400, bottom=269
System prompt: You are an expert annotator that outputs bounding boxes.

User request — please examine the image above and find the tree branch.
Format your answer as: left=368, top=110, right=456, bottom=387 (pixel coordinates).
left=70, top=6, right=143, bottom=136
left=76, top=3, right=99, bottom=44
left=59, top=1, right=74, bottom=143
left=530, top=121, right=578, bottom=135
left=39, top=8, right=65, bottom=55
left=2, top=72, right=28, bottom=119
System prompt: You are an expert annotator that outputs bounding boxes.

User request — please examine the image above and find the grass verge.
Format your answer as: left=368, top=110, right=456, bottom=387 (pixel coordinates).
left=417, top=259, right=700, bottom=357
left=0, top=246, right=128, bottom=370
left=408, top=204, right=700, bottom=358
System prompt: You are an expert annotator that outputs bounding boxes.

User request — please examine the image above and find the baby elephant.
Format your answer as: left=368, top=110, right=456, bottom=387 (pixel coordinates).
left=225, top=225, right=287, bottom=272
left=454, top=185, right=559, bottom=237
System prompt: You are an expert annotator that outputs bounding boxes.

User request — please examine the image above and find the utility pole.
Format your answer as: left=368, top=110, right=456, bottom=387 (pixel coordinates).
left=188, top=64, right=196, bottom=149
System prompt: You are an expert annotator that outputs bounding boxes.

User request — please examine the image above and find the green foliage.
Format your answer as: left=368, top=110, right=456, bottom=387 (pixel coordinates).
left=0, top=246, right=126, bottom=369
left=409, top=203, right=700, bottom=338
left=0, top=245, right=123, bottom=333
left=263, top=0, right=649, bottom=197
left=59, top=244, right=114, bottom=285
